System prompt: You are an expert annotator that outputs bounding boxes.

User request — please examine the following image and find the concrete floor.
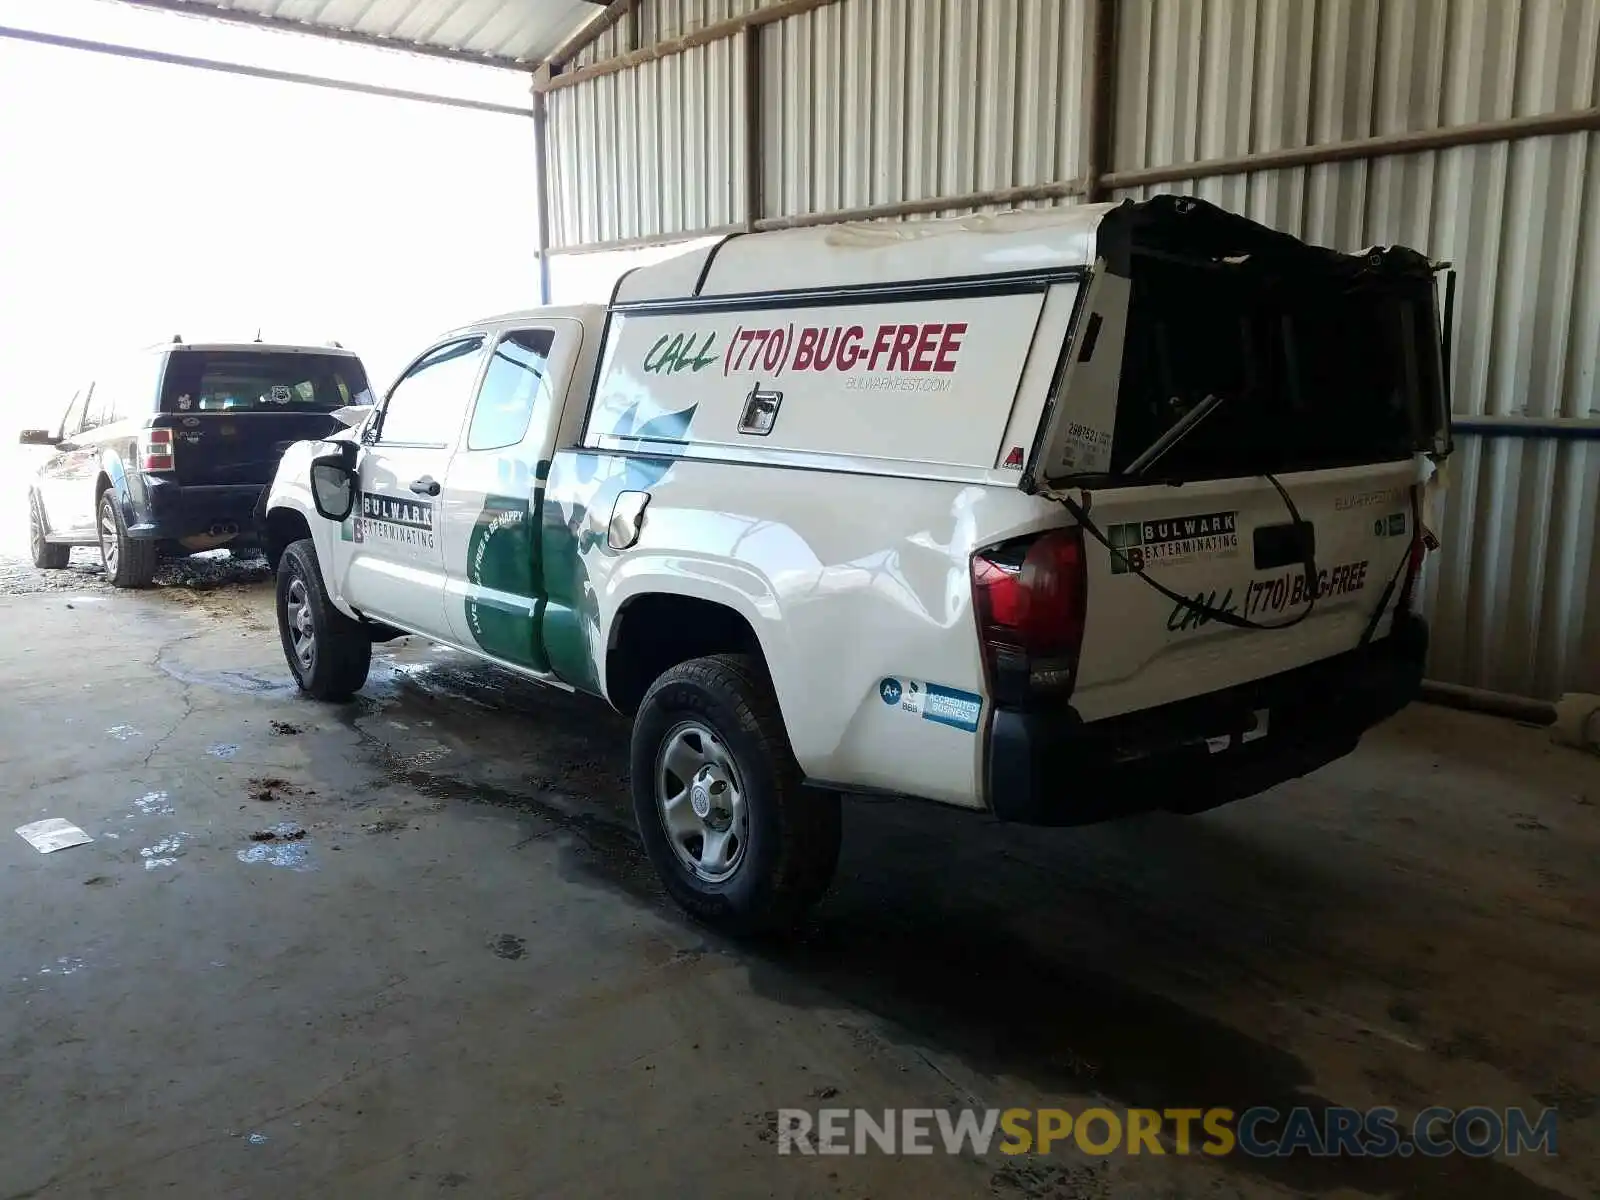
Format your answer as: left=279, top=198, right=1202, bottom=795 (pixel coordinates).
left=0, top=575, right=1596, bottom=1199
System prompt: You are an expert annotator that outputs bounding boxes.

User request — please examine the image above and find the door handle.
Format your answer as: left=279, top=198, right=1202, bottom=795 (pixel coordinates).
left=410, top=477, right=440, bottom=496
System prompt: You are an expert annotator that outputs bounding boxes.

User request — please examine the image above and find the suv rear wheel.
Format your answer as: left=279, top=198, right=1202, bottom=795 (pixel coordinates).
left=630, top=654, right=841, bottom=936
left=28, top=493, right=69, bottom=569
left=98, top=491, right=156, bottom=588
left=276, top=537, right=370, bottom=701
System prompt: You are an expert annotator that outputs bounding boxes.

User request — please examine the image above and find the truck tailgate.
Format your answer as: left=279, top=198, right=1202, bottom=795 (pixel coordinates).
left=1054, top=460, right=1419, bottom=722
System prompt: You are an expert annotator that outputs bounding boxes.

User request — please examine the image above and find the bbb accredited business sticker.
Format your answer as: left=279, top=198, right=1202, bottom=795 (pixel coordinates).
left=878, top=677, right=981, bottom=733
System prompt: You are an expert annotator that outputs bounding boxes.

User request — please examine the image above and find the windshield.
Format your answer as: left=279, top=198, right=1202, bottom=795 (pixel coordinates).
left=160, top=350, right=372, bottom=414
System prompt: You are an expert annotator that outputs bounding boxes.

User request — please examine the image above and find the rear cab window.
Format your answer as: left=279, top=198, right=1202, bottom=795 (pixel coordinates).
left=160, top=351, right=372, bottom=415
left=467, top=329, right=555, bottom=452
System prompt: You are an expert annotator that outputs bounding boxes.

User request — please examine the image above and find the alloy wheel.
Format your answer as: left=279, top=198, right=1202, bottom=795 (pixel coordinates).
left=284, top=575, right=316, bottom=672
left=655, top=720, right=750, bottom=883
left=98, top=500, right=119, bottom=577
left=28, top=500, right=44, bottom=562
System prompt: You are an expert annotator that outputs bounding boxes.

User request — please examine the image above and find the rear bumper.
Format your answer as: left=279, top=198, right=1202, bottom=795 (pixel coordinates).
left=985, top=613, right=1429, bottom=826
left=125, top=478, right=266, bottom=543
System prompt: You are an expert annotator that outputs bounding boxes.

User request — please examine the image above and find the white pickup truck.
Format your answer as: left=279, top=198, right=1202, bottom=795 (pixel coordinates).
left=261, top=195, right=1451, bottom=933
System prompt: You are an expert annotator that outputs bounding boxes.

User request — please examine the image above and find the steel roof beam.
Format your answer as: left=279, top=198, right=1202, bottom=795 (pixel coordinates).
left=0, top=24, right=532, bottom=116
left=112, top=0, right=536, bottom=70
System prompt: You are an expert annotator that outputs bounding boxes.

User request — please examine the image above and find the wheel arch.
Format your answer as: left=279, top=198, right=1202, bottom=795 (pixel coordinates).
left=96, top=456, right=135, bottom=525
left=602, top=570, right=795, bottom=719
left=266, top=496, right=355, bottom=620
left=97, top=453, right=132, bottom=498
left=264, top=504, right=314, bottom=570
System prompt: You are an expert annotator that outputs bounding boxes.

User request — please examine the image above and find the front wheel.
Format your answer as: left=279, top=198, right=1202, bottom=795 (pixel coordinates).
left=276, top=538, right=371, bottom=701
left=98, top=491, right=156, bottom=587
left=630, top=654, right=841, bottom=936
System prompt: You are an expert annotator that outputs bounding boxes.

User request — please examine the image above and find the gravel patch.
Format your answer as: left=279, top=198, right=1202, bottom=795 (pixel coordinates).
left=0, top=547, right=272, bottom=597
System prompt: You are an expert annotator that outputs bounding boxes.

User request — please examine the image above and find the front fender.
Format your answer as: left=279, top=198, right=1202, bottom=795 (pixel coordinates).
left=264, top=441, right=357, bottom=619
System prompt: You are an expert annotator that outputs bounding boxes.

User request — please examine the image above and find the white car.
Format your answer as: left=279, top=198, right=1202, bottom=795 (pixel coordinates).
left=260, top=194, right=1453, bottom=934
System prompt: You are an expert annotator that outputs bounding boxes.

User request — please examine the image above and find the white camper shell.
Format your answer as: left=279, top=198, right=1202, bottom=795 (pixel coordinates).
left=263, top=195, right=1451, bottom=934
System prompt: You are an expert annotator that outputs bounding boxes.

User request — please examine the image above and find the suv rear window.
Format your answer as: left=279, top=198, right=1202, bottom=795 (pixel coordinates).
left=160, top=351, right=372, bottom=414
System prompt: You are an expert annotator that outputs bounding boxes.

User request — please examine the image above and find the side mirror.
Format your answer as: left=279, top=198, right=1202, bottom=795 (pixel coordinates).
left=309, top=451, right=357, bottom=522
left=18, top=429, right=58, bottom=447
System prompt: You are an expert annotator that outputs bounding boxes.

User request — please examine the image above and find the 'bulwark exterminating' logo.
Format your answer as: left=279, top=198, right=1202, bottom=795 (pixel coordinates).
left=1107, top=511, right=1239, bottom=574
left=357, top=491, right=435, bottom=549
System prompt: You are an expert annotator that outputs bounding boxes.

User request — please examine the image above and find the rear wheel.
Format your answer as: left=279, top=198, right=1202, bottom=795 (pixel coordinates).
left=97, top=491, right=156, bottom=588
left=630, top=654, right=841, bottom=936
left=276, top=538, right=370, bottom=701
left=28, top=494, right=69, bottom=569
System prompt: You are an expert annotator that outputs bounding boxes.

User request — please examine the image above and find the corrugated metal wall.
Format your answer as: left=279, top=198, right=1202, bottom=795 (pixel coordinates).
left=762, top=0, right=1091, bottom=218
left=547, top=30, right=746, bottom=246
left=1107, top=0, right=1600, bottom=698
left=545, top=0, right=1600, bottom=698
left=548, top=0, right=1091, bottom=241
left=572, top=0, right=777, bottom=65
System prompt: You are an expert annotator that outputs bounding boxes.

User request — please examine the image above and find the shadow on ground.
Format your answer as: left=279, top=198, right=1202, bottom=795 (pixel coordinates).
left=286, top=643, right=1589, bottom=1200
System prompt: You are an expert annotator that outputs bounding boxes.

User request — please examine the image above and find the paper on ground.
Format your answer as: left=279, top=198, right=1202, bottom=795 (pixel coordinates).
left=16, top=819, right=94, bottom=854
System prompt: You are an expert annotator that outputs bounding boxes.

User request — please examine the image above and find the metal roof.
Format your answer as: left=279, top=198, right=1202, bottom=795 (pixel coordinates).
left=112, top=0, right=607, bottom=68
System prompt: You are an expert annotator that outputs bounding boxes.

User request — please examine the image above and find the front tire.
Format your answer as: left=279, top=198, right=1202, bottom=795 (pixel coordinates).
left=28, top=493, right=69, bottom=569
left=630, top=654, right=841, bottom=936
left=276, top=538, right=371, bottom=701
left=98, top=491, right=156, bottom=588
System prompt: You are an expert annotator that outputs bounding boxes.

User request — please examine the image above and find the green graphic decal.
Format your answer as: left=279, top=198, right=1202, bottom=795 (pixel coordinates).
left=463, top=488, right=543, bottom=670
left=541, top=402, right=696, bottom=695
left=643, top=331, right=718, bottom=375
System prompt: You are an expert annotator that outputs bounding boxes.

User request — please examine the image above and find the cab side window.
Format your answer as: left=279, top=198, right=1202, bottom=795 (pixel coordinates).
left=80, top=353, right=159, bottom=431
left=375, top=337, right=486, bottom=448
left=58, top=389, right=90, bottom=439
left=80, top=383, right=114, bottom=433
left=467, top=329, right=555, bottom=452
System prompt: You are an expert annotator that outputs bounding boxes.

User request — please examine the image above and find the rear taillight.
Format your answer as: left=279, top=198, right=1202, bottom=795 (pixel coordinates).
left=971, top=526, right=1088, bottom=705
left=141, top=427, right=173, bottom=472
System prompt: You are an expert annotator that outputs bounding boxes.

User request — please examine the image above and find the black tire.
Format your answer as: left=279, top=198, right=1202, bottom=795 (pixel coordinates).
left=276, top=537, right=371, bottom=702
left=98, top=490, right=156, bottom=588
left=28, top=493, right=69, bottom=569
left=630, top=653, right=841, bottom=936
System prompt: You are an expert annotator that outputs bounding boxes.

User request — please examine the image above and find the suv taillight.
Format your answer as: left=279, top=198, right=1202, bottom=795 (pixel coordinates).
left=141, top=427, right=173, bottom=472
left=971, top=526, right=1088, bottom=705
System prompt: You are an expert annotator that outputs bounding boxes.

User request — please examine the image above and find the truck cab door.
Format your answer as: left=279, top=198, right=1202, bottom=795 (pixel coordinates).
left=42, top=385, right=110, bottom=537
left=32, top=388, right=89, bottom=536
left=340, top=336, right=487, bottom=639
left=440, top=320, right=583, bottom=672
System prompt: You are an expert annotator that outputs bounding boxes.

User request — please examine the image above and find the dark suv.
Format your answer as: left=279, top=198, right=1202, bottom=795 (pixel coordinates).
left=21, top=341, right=373, bottom=587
